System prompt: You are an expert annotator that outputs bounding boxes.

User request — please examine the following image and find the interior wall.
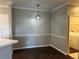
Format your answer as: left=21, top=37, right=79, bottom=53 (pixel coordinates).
left=70, top=16, right=79, bottom=32
left=12, top=5, right=69, bottom=55
left=69, top=5, right=79, bottom=50
left=50, top=5, right=68, bottom=54
left=0, top=6, right=11, bottom=38
left=12, top=8, right=51, bottom=49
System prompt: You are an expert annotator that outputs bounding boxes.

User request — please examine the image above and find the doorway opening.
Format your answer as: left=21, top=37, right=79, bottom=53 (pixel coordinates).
left=68, top=5, right=79, bottom=59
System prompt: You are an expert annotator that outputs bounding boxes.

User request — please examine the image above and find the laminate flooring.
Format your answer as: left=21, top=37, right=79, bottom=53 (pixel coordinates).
left=13, top=46, right=73, bottom=59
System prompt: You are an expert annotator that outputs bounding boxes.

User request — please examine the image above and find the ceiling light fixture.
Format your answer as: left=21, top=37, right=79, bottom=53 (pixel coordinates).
left=36, top=4, right=40, bottom=20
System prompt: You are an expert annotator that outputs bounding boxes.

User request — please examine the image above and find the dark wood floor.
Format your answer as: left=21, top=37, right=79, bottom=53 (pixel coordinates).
left=12, top=46, right=73, bottom=59
left=70, top=47, right=78, bottom=53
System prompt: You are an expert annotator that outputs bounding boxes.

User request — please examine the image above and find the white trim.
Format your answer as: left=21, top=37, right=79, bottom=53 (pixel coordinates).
left=13, top=7, right=50, bottom=12
left=13, top=34, right=66, bottom=39
left=13, top=34, right=50, bottom=36
left=13, top=44, right=50, bottom=50
left=51, top=3, right=67, bottom=12
left=50, top=44, right=67, bottom=55
left=13, top=3, right=68, bottom=12
left=51, top=34, right=66, bottom=39
left=13, top=44, right=67, bottom=55
left=0, top=5, right=9, bottom=8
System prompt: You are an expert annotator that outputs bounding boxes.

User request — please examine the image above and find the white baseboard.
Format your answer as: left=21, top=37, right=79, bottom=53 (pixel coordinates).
left=13, top=44, right=67, bottom=55
left=13, top=44, right=50, bottom=50
left=50, top=44, right=67, bottom=55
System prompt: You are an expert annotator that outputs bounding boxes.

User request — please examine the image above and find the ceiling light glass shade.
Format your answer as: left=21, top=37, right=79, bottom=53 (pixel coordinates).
left=36, top=4, right=40, bottom=20
left=36, top=15, right=40, bottom=20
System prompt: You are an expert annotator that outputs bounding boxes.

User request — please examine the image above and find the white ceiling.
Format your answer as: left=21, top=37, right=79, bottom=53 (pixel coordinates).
left=13, top=0, right=66, bottom=11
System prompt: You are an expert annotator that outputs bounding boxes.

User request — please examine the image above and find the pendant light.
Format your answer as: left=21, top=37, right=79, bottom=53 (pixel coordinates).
left=36, top=4, right=40, bottom=20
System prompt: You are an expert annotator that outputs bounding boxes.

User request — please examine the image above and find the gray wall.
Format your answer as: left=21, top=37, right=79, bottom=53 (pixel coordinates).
left=12, top=9, right=51, bottom=48
left=50, top=5, right=68, bottom=54
left=12, top=6, right=68, bottom=55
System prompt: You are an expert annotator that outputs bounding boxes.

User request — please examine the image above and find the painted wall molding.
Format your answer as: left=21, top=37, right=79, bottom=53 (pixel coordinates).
left=51, top=34, right=66, bottom=39
left=13, top=3, right=68, bottom=13
left=13, top=44, right=50, bottom=50
left=13, top=7, right=50, bottom=12
left=51, top=3, right=67, bottom=12
left=13, top=34, right=50, bottom=36
left=13, top=34, right=66, bottom=39
left=0, top=5, right=9, bottom=8
left=13, top=44, right=67, bottom=55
